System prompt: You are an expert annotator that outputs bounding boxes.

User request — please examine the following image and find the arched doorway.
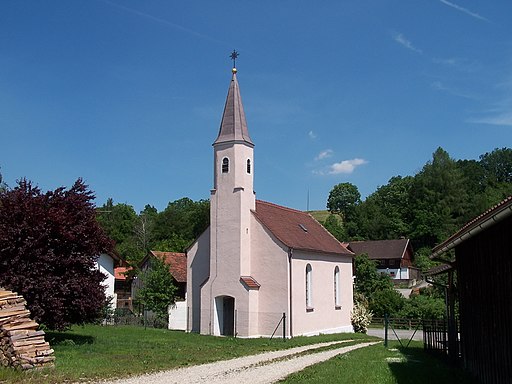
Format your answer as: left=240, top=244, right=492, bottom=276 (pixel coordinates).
left=215, top=296, right=235, bottom=336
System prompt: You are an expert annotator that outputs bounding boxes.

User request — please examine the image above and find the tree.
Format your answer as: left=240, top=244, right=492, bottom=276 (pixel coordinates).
left=152, top=198, right=210, bottom=251
left=322, top=214, right=346, bottom=242
left=370, top=288, right=405, bottom=317
left=0, top=178, right=114, bottom=330
left=134, top=205, right=158, bottom=254
left=355, top=176, right=412, bottom=240
left=137, top=257, right=177, bottom=323
left=398, top=291, right=445, bottom=320
left=480, top=147, right=512, bottom=185
left=326, top=182, right=361, bottom=221
left=96, top=199, right=145, bottom=264
left=0, top=167, right=7, bottom=192
left=353, top=254, right=393, bottom=298
left=408, top=147, right=468, bottom=249
left=353, top=254, right=404, bottom=316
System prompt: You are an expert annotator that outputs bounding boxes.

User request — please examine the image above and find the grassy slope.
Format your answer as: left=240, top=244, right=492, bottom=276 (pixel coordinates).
left=280, top=341, right=479, bottom=384
left=308, top=210, right=330, bottom=223
left=0, top=325, right=372, bottom=384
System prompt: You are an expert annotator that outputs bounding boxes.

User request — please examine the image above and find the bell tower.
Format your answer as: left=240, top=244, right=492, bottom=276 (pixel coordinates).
left=210, top=59, right=255, bottom=279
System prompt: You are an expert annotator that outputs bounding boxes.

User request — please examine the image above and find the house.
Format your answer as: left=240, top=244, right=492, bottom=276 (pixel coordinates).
left=114, top=266, right=134, bottom=311
left=186, top=66, right=354, bottom=338
left=139, top=250, right=187, bottom=330
left=348, top=239, right=420, bottom=284
left=96, top=252, right=123, bottom=310
left=429, top=196, right=512, bottom=384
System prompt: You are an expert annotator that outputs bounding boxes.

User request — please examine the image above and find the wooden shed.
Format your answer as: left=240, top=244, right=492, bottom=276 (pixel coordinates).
left=431, top=196, right=512, bottom=384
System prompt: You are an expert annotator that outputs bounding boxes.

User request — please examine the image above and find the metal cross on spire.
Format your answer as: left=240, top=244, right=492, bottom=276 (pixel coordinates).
left=230, top=50, right=239, bottom=69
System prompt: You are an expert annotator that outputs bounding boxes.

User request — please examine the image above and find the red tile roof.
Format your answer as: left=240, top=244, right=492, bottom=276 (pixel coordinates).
left=114, top=267, right=133, bottom=280
left=149, top=251, right=187, bottom=283
left=348, top=239, right=410, bottom=260
left=253, top=200, right=353, bottom=256
left=240, top=276, right=260, bottom=290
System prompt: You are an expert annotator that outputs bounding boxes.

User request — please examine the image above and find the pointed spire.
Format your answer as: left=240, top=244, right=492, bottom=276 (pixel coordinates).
left=213, top=70, right=254, bottom=147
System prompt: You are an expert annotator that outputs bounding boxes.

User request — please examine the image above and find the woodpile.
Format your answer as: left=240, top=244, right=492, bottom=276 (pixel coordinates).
left=0, top=288, right=55, bottom=370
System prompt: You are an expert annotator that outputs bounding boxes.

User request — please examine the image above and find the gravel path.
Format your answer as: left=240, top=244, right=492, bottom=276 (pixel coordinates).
left=99, top=340, right=380, bottom=384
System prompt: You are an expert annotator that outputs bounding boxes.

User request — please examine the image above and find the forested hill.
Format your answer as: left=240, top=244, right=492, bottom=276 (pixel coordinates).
left=95, top=147, right=511, bottom=265
left=319, top=147, right=512, bottom=259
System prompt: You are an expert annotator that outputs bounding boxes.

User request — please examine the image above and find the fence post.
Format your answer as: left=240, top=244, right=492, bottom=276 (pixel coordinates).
left=384, top=314, right=389, bottom=348
left=282, top=312, right=286, bottom=340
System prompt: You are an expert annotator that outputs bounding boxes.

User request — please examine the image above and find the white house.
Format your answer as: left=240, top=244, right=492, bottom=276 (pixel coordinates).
left=349, top=239, right=420, bottom=284
left=97, top=252, right=122, bottom=310
left=187, top=67, right=354, bottom=338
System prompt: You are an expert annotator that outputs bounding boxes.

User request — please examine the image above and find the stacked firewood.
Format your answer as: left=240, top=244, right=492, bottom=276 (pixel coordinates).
left=0, top=288, right=55, bottom=370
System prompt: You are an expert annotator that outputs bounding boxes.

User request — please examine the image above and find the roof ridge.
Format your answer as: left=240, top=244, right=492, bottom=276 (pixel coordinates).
left=432, top=195, right=512, bottom=254
left=457, top=195, right=512, bottom=234
left=256, top=199, right=306, bottom=214
left=350, top=238, right=408, bottom=244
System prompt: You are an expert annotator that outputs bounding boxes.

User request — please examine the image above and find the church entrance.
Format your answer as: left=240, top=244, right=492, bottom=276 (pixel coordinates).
left=215, top=296, right=235, bottom=336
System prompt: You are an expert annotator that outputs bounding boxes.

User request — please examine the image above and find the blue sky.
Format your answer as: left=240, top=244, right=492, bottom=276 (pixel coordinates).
left=1, top=1, right=511, bottom=213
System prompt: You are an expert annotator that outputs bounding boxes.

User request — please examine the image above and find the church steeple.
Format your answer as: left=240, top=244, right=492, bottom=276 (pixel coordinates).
left=213, top=69, right=254, bottom=147
left=210, top=57, right=255, bottom=280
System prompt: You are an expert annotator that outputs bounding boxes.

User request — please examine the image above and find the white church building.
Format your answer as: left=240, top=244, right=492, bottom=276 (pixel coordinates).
left=186, top=66, right=354, bottom=338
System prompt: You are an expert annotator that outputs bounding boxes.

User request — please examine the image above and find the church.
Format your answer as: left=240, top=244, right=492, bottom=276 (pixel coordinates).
left=186, top=64, right=354, bottom=338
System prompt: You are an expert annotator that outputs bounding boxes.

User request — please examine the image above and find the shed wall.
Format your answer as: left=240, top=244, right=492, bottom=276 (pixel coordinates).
left=456, top=215, right=512, bottom=384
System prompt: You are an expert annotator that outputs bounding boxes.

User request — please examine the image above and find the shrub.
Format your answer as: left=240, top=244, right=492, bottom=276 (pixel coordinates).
left=351, top=293, right=373, bottom=333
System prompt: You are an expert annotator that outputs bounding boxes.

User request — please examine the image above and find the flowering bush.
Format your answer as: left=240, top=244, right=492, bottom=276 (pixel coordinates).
left=351, top=293, right=373, bottom=333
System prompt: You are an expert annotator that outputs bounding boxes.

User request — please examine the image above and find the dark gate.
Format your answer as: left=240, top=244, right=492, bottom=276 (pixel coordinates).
left=222, top=296, right=235, bottom=336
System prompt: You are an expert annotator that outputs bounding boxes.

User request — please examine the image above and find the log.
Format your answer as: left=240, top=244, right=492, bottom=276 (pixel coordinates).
left=0, top=288, right=54, bottom=370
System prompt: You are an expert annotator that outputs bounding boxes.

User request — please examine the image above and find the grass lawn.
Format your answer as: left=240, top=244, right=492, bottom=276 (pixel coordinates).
left=280, top=341, right=479, bottom=384
left=0, top=325, right=372, bottom=383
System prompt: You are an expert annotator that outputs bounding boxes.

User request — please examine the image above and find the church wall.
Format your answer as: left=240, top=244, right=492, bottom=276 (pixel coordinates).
left=186, top=228, right=210, bottom=333
left=291, top=251, right=353, bottom=336
left=251, top=216, right=289, bottom=337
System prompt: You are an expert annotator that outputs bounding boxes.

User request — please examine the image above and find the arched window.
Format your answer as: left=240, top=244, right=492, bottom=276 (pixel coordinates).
left=222, top=157, right=229, bottom=173
left=247, top=159, right=251, bottom=174
left=306, top=264, right=313, bottom=308
left=334, top=266, right=340, bottom=308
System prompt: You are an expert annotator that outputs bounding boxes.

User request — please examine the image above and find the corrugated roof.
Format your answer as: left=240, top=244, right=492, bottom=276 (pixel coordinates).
left=213, top=71, right=253, bottom=146
left=253, top=200, right=353, bottom=256
left=348, top=239, right=410, bottom=260
left=149, top=251, right=187, bottom=283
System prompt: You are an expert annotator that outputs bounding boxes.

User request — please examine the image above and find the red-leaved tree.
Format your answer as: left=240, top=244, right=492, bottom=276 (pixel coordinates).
left=0, top=178, right=115, bottom=330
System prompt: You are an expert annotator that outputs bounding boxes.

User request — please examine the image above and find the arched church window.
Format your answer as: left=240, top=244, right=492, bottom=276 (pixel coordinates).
left=247, top=159, right=251, bottom=174
left=334, top=266, right=340, bottom=308
left=222, top=157, right=229, bottom=173
left=306, top=264, right=313, bottom=308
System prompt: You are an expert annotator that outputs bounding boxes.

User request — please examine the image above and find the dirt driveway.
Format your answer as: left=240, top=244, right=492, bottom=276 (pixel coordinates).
left=99, top=340, right=380, bottom=384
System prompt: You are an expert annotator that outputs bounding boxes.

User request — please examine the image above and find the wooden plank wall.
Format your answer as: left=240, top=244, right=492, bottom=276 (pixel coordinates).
left=456, top=215, right=512, bottom=384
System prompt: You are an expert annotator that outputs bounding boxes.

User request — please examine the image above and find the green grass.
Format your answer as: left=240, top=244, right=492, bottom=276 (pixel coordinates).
left=308, top=210, right=331, bottom=223
left=280, top=341, right=479, bottom=384
left=0, top=325, right=373, bottom=383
